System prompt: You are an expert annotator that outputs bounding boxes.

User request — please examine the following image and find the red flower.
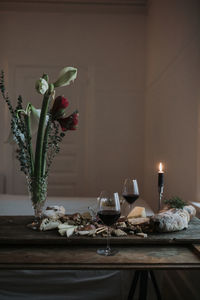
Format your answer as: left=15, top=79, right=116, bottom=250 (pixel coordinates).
left=58, top=110, right=79, bottom=131
left=51, top=96, right=69, bottom=120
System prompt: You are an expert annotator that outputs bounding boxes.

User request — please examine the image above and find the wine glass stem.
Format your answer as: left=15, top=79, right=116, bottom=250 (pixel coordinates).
left=106, top=226, right=111, bottom=252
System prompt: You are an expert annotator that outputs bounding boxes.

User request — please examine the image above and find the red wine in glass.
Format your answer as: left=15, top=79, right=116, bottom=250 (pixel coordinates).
left=98, top=210, right=121, bottom=226
left=122, top=178, right=139, bottom=212
left=97, top=191, right=121, bottom=256
left=122, top=194, right=139, bottom=205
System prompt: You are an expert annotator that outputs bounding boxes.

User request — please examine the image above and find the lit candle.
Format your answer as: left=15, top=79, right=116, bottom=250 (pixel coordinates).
left=158, top=162, right=164, bottom=188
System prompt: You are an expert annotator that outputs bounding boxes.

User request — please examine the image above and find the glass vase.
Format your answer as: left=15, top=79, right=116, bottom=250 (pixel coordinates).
left=26, top=175, right=48, bottom=230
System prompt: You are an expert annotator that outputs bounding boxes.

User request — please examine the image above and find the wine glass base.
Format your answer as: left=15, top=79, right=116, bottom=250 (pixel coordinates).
left=97, top=248, right=118, bottom=256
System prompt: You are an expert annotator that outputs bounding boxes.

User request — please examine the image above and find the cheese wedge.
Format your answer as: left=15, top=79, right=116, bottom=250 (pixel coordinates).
left=127, top=206, right=146, bottom=218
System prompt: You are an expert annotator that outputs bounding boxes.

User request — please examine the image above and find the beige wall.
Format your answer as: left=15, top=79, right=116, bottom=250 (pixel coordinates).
left=1, top=1, right=200, bottom=207
left=0, top=5, right=146, bottom=196
left=145, top=0, right=200, bottom=210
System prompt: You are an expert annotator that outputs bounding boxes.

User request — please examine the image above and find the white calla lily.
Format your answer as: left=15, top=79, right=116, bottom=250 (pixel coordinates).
left=29, top=105, right=41, bottom=135
left=54, top=67, right=77, bottom=88
left=5, top=104, right=49, bottom=144
left=29, top=104, right=49, bottom=135
left=35, top=78, right=49, bottom=95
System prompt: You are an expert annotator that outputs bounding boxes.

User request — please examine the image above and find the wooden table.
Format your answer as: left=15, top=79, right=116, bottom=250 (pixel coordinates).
left=0, top=216, right=200, bottom=271
left=0, top=216, right=200, bottom=300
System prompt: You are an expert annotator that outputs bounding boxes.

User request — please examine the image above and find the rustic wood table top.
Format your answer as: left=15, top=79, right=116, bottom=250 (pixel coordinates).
left=0, top=216, right=200, bottom=270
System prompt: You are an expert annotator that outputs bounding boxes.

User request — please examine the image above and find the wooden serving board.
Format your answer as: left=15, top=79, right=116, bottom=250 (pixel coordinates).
left=0, top=216, right=200, bottom=245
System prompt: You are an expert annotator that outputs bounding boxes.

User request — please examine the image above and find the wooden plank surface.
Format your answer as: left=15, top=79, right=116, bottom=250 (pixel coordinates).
left=0, top=216, right=200, bottom=245
left=191, top=244, right=200, bottom=258
left=0, top=245, right=200, bottom=270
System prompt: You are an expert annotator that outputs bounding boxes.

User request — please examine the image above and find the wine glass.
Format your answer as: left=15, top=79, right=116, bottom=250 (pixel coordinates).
left=122, top=178, right=139, bottom=213
left=97, top=191, right=121, bottom=256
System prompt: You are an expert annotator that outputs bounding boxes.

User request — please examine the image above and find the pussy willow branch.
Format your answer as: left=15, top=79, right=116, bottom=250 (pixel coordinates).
left=0, top=72, right=32, bottom=176
left=45, top=121, right=65, bottom=177
left=24, top=114, right=34, bottom=176
left=0, top=71, right=14, bottom=115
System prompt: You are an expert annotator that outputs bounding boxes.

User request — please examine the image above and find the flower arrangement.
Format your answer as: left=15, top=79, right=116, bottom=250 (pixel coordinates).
left=0, top=67, right=78, bottom=226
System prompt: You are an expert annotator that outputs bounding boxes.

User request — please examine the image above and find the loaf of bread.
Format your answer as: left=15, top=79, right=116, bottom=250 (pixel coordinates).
left=151, top=208, right=189, bottom=232
left=183, top=205, right=196, bottom=220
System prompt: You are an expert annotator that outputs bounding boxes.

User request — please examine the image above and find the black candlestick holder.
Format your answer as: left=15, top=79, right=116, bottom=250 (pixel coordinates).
left=158, top=185, right=164, bottom=211
left=158, top=171, right=164, bottom=211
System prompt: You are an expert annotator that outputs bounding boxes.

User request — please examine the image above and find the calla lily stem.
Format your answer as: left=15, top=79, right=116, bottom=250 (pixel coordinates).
left=41, top=119, right=51, bottom=176
left=34, top=85, right=53, bottom=180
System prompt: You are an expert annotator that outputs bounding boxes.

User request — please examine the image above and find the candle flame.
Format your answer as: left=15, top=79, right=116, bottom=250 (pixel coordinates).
left=159, top=162, right=163, bottom=172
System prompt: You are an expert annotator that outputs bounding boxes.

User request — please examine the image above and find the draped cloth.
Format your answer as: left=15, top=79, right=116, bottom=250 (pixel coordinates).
left=0, top=270, right=132, bottom=300
left=1, top=270, right=200, bottom=300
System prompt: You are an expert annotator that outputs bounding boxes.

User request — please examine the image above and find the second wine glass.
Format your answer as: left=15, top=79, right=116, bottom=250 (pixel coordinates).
left=122, top=178, right=139, bottom=213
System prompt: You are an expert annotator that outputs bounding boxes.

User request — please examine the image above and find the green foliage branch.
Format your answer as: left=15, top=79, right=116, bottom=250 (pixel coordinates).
left=164, top=196, right=187, bottom=209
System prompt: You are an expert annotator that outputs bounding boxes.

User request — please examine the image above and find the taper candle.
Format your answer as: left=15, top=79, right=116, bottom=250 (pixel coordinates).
left=158, top=162, right=164, bottom=187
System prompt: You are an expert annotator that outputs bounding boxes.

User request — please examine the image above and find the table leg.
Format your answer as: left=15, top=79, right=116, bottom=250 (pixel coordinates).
left=127, top=270, right=162, bottom=300
left=127, top=270, right=140, bottom=300
left=149, top=271, right=162, bottom=300
left=138, top=270, right=148, bottom=300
